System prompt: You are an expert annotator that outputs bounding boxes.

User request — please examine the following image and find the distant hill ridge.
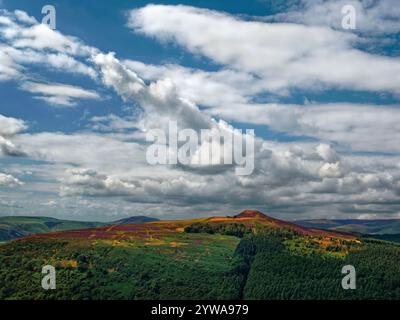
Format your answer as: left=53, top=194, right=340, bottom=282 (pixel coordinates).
left=113, top=216, right=159, bottom=224
left=0, top=215, right=159, bottom=241
left=296, top=218, right=400, bottom=235
left=3, top=210, right=400, bottom=242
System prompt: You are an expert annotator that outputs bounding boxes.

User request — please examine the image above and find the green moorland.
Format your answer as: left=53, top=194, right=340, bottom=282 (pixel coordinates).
left=1, top=212, right=400, bottom=300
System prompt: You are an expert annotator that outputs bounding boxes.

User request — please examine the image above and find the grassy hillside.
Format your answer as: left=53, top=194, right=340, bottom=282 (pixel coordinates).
left=1, top=211, right=400, bottom=300
left=0, top=221, right=241, bottom=299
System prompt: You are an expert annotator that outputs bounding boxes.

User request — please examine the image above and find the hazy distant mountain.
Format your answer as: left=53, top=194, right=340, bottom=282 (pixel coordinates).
left=112, top=216, right=159, bottom=225
left=296, top=218, right=400, bottom=235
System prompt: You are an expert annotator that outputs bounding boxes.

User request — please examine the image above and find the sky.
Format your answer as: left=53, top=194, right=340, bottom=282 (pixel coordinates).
left=0, top=0, right=400, bottom=221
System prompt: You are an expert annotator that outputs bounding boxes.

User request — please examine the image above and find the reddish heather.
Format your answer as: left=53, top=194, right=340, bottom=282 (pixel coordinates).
left=26, top=210, right=356, bottom=241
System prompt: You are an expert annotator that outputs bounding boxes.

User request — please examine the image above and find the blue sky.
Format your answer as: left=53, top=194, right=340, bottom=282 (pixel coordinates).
left=0, top=0, right=400, bottom=221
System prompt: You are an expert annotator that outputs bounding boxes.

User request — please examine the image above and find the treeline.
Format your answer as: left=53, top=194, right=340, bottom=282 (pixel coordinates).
left=185, top=222, right=299, bottom=239
left=185, top=222, right=252, bottom=238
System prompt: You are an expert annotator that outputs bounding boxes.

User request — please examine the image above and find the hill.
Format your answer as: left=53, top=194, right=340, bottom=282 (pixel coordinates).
left=1, top=210, right=400, bottom=300
left=0, top=215, right=159, bottom=241
left=296, top=218, right=400, bottom=235
left=0, top=216, right=105, bottom=241
left=112, top=216, right=159, bottom=224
